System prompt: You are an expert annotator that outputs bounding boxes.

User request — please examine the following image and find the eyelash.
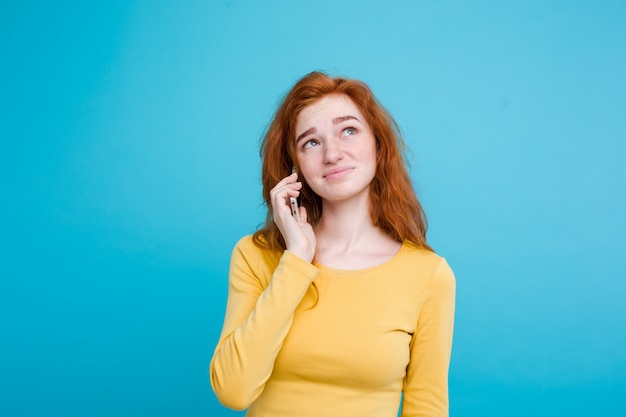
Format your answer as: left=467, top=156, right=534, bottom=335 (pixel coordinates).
left=301, top=127, right=358, bottom=150
left=303, top=139, right=320, bottom=149
left=343, top=127, right=357, bottom=136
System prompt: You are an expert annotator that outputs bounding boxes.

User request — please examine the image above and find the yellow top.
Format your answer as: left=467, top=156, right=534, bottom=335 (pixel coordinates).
left=210, top=235, right=455, bottom=417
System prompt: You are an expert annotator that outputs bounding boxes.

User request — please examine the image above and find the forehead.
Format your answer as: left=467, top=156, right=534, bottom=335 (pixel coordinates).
left=296, top=94, right=365, bottom=129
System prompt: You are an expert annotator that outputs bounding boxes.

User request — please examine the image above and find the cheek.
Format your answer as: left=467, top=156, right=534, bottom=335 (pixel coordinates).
left=297, top=161, right=321, bottom=192
left=300, top=170, right=317, bottom=191
left=361, top=142, right=379, bottom=167
left=296, top=156, right=317, bottom=179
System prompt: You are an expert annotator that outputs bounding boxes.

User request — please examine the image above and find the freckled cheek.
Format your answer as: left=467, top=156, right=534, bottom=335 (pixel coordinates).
left=297, top=166, right=316, bottom=189
left=297, top=156, right=321, bottom=180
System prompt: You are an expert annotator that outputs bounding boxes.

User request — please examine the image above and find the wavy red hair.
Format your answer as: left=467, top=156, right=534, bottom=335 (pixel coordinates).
left=253, top=71, right=432, bottom=252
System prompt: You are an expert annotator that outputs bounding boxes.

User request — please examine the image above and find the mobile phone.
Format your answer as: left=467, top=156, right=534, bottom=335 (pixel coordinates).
left=290, top=167, right=301, bottom=222
left=290, top=196, right=300, bottom=222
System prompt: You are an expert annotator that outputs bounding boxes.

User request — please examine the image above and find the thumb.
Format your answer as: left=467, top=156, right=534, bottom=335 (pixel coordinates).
left=299, top=205, right=308, bottom=223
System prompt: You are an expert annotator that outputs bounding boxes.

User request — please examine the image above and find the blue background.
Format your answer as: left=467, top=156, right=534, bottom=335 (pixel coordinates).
left=1, top=1, right=625, bottom=416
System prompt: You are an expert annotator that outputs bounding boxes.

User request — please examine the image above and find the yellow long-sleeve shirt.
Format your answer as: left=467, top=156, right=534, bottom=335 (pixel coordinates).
left=210, top=235, right=455, bottom=417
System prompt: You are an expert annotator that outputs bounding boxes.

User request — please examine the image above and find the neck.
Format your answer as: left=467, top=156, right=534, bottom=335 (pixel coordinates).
left=313, top=194, right=402, bottom=269
left=315, top=192, right=377, bottom=249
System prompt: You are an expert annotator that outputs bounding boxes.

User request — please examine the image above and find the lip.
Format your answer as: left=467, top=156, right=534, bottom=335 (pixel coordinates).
left=323, top=166, right=354, bottom=180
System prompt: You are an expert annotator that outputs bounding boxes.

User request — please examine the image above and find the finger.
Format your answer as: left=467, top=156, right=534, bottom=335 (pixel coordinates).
left=299, top=205, right=308, bottom=223
left=278, top=171, right=298, bottom=185
left=271, top=183, right=301, bottom=202
left=270, top=175, right=301, bottom=195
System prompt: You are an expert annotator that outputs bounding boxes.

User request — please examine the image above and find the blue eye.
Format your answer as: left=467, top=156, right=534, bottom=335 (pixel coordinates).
left=303, top=139, right=319, bottom=149
left=343, top=127, right=356, bottom=136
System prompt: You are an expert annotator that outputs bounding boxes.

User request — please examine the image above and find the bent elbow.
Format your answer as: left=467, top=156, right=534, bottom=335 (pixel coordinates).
left=213, top=385, right=253, bottom=411
left=209, top=365, right=258, bottom=411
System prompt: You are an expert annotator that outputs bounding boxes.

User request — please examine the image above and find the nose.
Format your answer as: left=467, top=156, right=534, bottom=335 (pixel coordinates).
left=323, top=138, right=344, bottom=164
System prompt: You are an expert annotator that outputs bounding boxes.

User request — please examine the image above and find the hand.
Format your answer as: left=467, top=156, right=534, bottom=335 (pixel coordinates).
left=269, top=171, right=316, bottom=262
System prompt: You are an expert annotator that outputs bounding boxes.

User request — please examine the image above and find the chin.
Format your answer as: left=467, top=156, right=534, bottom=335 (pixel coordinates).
left=320, top=187, right=370, bottom=203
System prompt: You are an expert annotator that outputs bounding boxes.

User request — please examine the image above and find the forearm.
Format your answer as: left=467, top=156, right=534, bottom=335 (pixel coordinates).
left=210, top=250, right=318, bottom=409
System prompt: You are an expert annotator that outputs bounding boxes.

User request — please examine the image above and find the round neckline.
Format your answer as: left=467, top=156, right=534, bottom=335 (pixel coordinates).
left=313, top=240, right=408, bottom=276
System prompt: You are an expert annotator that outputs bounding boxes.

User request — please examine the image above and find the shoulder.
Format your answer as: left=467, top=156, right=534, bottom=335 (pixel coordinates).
left=230, top=235, right=283, bottom=285
left=232, top=234, right=259, bottom=253
left=401, top=241, right=452, bottom=272
left=396, top=243, right=455, bottom=324
left=232, top=234, right=272, bottom=253
left=398, top=241, right=455, bottom=291
left=232, top=234, right=281, bottom=262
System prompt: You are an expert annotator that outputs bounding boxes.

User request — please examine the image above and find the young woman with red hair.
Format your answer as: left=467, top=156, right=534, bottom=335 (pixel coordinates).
left=210, top=71, right=456, bottom=417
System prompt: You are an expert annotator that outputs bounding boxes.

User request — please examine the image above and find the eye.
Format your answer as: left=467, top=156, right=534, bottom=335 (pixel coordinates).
left=342, top=127, right=357, bottom=136
left=303, top=139, right=320, bottom=149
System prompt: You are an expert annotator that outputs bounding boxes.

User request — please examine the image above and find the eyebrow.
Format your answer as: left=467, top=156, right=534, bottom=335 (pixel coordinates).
left=295, top=115, right=361, bottom=144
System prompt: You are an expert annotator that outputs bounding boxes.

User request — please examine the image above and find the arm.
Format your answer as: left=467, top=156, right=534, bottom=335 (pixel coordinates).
left=209, top=238, right=319, bottom=410
left=401, top=258, right=456, bottom=417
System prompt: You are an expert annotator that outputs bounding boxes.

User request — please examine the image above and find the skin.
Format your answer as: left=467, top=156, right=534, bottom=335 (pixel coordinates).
left=271, top=94, right=401, bottom=268
left=295, top=94, right=377, bottom=204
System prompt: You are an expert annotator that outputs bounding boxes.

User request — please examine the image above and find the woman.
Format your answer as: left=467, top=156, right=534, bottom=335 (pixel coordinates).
left=209, top=71, right=455, bottom=417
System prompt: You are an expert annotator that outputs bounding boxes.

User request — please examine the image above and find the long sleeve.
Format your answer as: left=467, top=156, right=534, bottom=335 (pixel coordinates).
left=401, top=258, right=456, bottom=417
left=209, top=237, right=319, bottom=410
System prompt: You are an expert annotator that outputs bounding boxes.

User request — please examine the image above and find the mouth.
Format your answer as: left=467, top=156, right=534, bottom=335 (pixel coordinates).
left=323, top=166, right=354, bottom=179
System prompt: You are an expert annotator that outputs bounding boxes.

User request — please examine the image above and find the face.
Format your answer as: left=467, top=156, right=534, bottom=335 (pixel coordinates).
left=295, top=94, right=377, bottom=204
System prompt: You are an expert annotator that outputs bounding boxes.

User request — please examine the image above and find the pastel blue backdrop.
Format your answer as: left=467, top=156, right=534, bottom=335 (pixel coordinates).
left=1, top=1, right=625, bottom=416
